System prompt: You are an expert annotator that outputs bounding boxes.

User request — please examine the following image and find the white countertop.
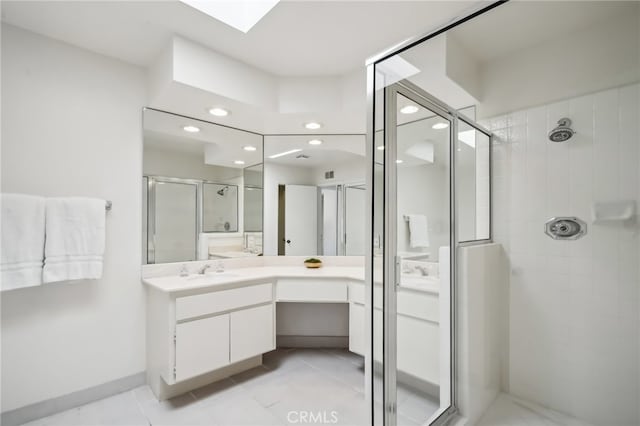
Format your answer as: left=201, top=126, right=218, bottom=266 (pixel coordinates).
left=143, top=265, right=439, bottom=295
left=143, top=266, right=364, bottom=293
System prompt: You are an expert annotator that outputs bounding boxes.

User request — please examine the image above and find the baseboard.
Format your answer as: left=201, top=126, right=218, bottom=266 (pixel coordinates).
left=276, top=335, right=349, bottom=348
left=1, top=372, right=146, bottom=426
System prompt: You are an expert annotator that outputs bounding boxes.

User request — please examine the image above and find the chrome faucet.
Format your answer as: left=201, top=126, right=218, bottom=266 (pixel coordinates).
left=415, top=265, right=430, bottom=276
left=198, top=264, right=211, bottom=275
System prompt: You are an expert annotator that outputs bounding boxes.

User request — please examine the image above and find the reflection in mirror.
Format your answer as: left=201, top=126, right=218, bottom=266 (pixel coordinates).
left=142, top=108, right=263, bottom=264
left=263, top=135, right=366, bottom=256
left=243, top=164, right=263, bottom=233
left=203, top=183, right=238, bottom=232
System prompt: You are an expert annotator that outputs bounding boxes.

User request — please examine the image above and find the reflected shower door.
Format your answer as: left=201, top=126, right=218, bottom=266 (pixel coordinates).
left=150, top=180, right=198, bottom=263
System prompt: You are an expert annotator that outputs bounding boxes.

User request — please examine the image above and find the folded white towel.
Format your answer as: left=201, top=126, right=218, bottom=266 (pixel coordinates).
left=1, top=193, right=46, bottom=291
left=407, top=214, right=429, bottom=248
left=43, top=197, right=106, bottom=283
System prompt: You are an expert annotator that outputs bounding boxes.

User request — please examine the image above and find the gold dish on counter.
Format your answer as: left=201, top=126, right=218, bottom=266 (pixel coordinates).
left=304, top=258, right=323, bottom=268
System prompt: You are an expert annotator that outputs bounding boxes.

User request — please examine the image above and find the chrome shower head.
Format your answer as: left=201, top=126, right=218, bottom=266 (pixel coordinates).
left=217, top=186, right=229, bottom=196
left=548, top=117, right=574, bottom=142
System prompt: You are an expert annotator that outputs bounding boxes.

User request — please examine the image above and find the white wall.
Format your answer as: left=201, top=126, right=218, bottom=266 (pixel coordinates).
left=1, top=25, right=146, bottom=411
left=479, top=11, right=640, bottom=118
left=311, top=158, right=366, bottom=186
left=486, top=83, right=640, bottom=425
left=457, top=243, right=508, bottom=425
left=262, top=163, right=315, bottom=256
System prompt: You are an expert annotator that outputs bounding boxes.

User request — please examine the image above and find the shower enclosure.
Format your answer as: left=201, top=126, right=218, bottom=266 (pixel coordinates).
left=367, top=1, right=639, bottom=425
left=368, top=58, right=492, bottom=426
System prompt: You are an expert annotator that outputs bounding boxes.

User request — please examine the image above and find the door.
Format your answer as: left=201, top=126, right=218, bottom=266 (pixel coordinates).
left=230, top=304, right=275, bottom=363
left=175, top=314, right=230, bottom=381
left=376, top=82, right=454, bottom=425
left=344, top=185, right=366, bottom=255
left=283, top=184, right=317, bottom=255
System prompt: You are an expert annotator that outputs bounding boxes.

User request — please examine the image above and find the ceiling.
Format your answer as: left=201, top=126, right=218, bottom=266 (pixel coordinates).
left=0, top=0, right=477, bottom=76
left=448, top=1, right=636, bottom=63
left=264, top=134, right=365, bottom=168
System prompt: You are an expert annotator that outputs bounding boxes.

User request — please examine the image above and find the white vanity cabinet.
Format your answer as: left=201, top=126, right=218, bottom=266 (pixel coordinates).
left=147, top=281, right=275, bottom=395
left=348, top=280, right=440, bottom=386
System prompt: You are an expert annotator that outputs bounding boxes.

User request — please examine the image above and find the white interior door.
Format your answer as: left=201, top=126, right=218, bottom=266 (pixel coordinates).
left=284, top=184, right=317, bottom=255
left=345, top=186, right=366, bottom=255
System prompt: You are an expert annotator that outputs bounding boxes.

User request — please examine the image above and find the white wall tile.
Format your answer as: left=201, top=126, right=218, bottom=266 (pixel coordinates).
left=492, top=83, right=640, bottom=425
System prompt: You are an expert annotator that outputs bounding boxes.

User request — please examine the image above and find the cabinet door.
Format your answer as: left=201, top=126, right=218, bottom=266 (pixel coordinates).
left=397, top=315, right=439, bottom=385
left=349, top=303, right=365, bottom=356
left=230, top=304, right=274, bottom=363
left=175, top=314, right=229, bottom=382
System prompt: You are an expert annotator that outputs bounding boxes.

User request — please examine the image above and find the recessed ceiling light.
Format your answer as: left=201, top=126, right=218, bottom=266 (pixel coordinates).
left=178, top=0, right=280, bottom=33
left=400, top=105, right=419, bottom=114
left=432, top=122, right=449, bottom=130
left=243, top=145, right=257, bottom=151
left=234, top=160, right=245, bottom=165
left=183, top=125, right=200, bottom=133
left=268, top=149, right=302, bottom=159
left=209, top=107, right=229, bottom=117
left=396, top=159, right=403, bottom=164
left=308, top=139, right=323, bottom=145
left=304, top=122, right=322, bottom=130
left=377, top=146, right=385, bottom=151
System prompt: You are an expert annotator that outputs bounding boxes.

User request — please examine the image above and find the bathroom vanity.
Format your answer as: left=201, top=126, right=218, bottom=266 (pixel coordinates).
left=143, top=259, right=441, bottom=400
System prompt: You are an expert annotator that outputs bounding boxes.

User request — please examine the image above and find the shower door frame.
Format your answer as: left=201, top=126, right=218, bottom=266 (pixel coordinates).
left=382, top=80, right=459, bottom=426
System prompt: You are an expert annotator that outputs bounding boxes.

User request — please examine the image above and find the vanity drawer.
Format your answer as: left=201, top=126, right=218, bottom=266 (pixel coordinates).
left=276, top=278, right=347, bottom=302
left=397, top=289, right=439, bottom=323
left=176, top=283, right=273, bottom=321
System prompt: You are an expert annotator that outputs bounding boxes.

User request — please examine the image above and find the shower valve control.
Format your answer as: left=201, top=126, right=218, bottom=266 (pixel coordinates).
left=544, top=217, right=587, bottom=240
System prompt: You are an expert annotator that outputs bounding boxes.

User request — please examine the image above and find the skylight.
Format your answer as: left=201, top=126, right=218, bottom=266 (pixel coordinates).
left=180, top=0, right=280, bottom=33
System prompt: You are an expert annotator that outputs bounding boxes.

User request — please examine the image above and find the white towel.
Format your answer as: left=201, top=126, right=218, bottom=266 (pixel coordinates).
left=1, top=193, right=46, bottom=291
left=407, top=214, right=429, bottom=248
left=43, top=197, right=106, bottom=283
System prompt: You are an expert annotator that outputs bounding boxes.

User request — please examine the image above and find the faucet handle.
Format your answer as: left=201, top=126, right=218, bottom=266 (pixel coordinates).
left=179, top=264, right=189, bottom=277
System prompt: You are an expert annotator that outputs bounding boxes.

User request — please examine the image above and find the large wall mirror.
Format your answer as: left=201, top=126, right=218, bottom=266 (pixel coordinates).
left=263, top=135, right=366, bottom=256
left=142, top=108, right=263, bottom=264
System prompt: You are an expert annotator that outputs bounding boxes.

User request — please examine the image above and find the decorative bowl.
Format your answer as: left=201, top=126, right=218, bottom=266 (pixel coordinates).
left=304, top=258, right=323, bottom=268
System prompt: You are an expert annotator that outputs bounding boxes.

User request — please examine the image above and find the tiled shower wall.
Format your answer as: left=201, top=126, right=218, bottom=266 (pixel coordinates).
left=481, top=83, right=639, bottom=425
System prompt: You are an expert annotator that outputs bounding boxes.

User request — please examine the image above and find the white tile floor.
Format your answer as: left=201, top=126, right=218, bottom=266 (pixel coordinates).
left=476, top=394, right=595, bottom=426
left=19, top=348, right=441, bottom=426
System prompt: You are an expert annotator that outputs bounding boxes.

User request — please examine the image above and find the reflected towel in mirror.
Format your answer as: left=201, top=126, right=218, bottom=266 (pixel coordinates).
left=406, top=214, right=429, bottom=248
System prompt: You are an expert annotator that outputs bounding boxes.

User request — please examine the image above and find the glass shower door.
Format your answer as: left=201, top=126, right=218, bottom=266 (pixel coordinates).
left=376, top=82, right=454, bottom=426
left=148, top=178, right=199, bottom=263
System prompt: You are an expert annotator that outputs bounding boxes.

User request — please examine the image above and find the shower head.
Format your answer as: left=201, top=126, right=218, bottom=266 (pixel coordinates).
left=217, top=186, right=229, bottom=196
left=548, top=117, right=574, bottom=142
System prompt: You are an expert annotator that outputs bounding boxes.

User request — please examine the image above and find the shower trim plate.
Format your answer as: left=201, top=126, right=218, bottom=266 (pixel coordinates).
left=544, top=217, right=587, bottom=240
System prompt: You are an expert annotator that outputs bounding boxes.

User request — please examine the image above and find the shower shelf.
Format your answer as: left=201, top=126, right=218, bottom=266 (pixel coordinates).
left=591, top=200, right=636, bottom=223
